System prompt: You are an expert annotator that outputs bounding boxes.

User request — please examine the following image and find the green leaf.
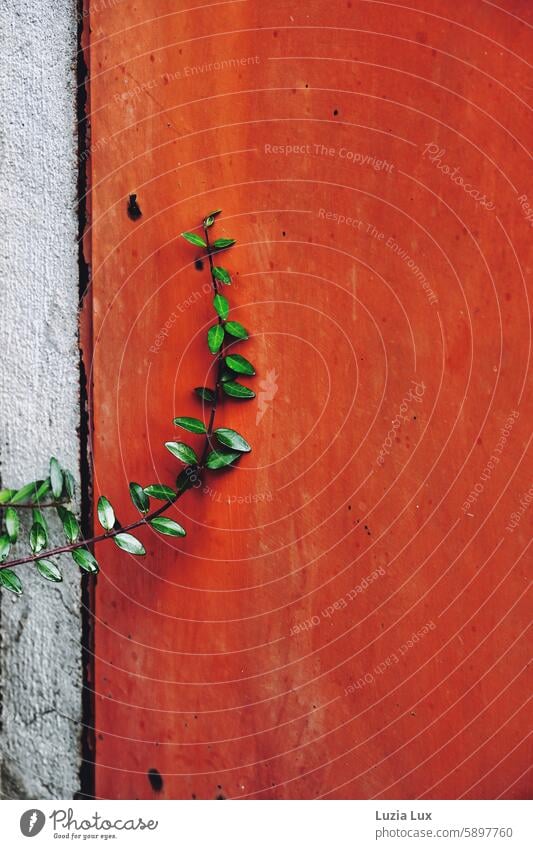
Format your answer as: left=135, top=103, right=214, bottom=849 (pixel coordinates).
left=194, top=387, right=215, bottom=403
left=114, top=533, right=146, bottom=556
left=72, top=547, right=99, bottom=574
left=57, top=506, right=80, bottom=544
left=165, top=442, right=198, bottom=465
left=10, top=481, right=38, bottom=505
left=50, top=457, right=63, bottom=499
left=29, top=522, right=47, bottom=554
left=213, top=293, right=229, bottom=320
left=203, top=209, right=221, bottom=228
left=36, top=559, right=62, bottom=583
left=219, top=367, right=234, bottom=383
left=176, top=468, right=196, bottom=495
left=225, top=353, right=255, bottom=375
left=214, top=428, right=252, bottom=453
left=0, top=489, right=16, bottom=505
left=173, top=416, right=206, bottom=434
left=144, top=484, right=176, bottom=502
left=206, top=449, right=241, bottom=470
left=5, top=507, right=19, bottom=543
left=222, top=381, right=256, bottom=399
left=97, top=496, right=115, bottom=530
left=149, top=517, right=187, bottom=537
left=207, top=324, right=224, bottom=354
left=181, top=231, right=207, bottom=248
left=213, top=238, right=236, bottom=250
left=225, top=320, right=249, bottom=340
left=212, top=266, right=231, bottom=285
left=0, top=535, right=11, bottom=562
left=63, top=470, right=76, bottom=500
left=33, top=479, right=52, bottom=503
left=129, top=482, right=149, bottom=514
left=32, top=508, right=49, bottom=533
left=0, top=569, right=22, bottom=595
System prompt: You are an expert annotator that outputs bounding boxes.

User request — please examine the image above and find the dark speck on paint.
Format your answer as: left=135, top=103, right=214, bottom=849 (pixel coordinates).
left=147, top=768, right=163, bottom=792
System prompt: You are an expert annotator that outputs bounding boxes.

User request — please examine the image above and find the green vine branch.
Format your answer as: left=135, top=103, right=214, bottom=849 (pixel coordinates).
left=0, top=210, right=255, bottom=595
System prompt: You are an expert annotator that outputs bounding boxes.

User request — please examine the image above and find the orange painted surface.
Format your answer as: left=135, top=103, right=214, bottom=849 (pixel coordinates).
left=86, top=1, right=532, bottom=799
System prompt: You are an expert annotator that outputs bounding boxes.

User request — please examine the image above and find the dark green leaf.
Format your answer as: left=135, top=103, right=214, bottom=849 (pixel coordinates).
left=0, top=569, right=22, bottom=595
left=97, top=496, right=115, bottom=530
left=50, top=457, right=63, bottom=499
left=57, top=506, right=80, bottom=544
left=72, top=547, right=99, bottom=574
left=225, top=320, right=249, bottom=340
left=213, top=238, right=236, bottom=250
left=222, top=381, right=256, bottom=399
left=29, top=522, right=47, bottom=554
left=36, top=559, right=62, bottom=583
left=224, top=353, right=255, bottom=375
left=144, top=484, right=176, bottom=502
left=0, top=489, right=16, bottom=505
left=214, top=428, right=252, bottom=453
left=10, top=481, right=38, bottom=505
left=181, top=231, right=207, bottom=248
left=212, top=266, right=231, bottom=285
left=0, top=535, right=11, bottom=562
left=63, top=470, right=76, bottom=500
left=149, top=517, right=187, bottom=537
left=207, top=324, right=224, bottom=354
left=203, top=209, right=221, bottom=228
left=219, top=367, right=234, bottom=383
left=129, top=482, right=149, bottom=514
left=114, top=533, right=145, bottom=556
left=213, top=293, right=229, bottom=320
left=165, top=442, right=198, bottom=465
left=34, top=478, right=52, bottom=502
left=194, top=387, right=215, bottom=403
left=206, top=449, right=241, bottom=470
left=176, top=468, right=196, bottom=495
left=5, top=507, right=19, bottom=543
left=173, top=416, right=206, bottom=434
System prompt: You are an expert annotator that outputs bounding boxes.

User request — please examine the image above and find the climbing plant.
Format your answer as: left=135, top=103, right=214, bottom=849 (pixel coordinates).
left=0, top=210, right=255, bottom=595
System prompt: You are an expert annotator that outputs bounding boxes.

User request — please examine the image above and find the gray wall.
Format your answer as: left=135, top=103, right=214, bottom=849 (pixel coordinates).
left=0, top=0, right=81, bottom=798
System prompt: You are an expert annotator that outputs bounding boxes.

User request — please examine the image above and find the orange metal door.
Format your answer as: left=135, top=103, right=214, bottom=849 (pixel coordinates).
left=85, top=0, right=532, bottom=799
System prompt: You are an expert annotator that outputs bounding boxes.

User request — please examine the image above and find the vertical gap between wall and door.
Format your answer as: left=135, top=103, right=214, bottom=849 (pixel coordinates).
left=76, top=0, right=95, bottom=802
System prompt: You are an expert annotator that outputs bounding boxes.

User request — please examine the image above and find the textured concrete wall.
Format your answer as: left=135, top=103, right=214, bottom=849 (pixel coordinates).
left=0, top=0, right=81, bottom=798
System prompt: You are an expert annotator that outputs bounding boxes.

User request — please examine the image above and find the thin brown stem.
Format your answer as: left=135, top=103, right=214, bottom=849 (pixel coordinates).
left=199, top=224, right=226, bottom=464
left=0, top=500, right=69, bottom=510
